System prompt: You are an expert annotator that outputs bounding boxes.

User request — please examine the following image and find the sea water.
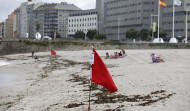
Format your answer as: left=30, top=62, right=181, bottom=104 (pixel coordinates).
left=0, top=61, right=16, bottom=86
left=0, top=60, right=10, bottom=66
left=0, top=74, right=17, bottom=87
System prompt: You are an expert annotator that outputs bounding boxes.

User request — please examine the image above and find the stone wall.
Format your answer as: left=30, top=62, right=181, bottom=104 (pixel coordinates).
left=0, top=41, right=190, bottom=55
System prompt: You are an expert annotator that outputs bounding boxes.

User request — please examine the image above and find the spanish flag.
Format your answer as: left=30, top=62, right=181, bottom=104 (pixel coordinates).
left=160, top=0, right=166, bottom=7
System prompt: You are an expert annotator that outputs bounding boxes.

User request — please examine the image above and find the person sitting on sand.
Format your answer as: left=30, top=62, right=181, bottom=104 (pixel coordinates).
left=151, top=52, right=165, bottom=63
left=151, top=53, right=158, bottom=63
left=121, top=48, right=126, bottom=56
left=118, top=49, right=126, bottom=58
left=113, top=52, right=120, bottom=59
left=105, top=52, right=110, bottom=59
left=34, top=55, right=39, bottom=59
left=118, top=51, right=122, bottom=57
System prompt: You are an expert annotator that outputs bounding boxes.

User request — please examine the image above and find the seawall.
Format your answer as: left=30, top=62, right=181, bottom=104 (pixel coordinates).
left=0, top=41, right=190, bottom=55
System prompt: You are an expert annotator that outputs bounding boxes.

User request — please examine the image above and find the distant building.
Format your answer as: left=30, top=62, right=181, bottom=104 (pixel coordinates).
left=104, top=0, right=158, bottom=40
left=96, top=0, right=105, bottom=34
left=19, top=2, right=29, bottom=38
left=4, top=12, right=14, bottom=38
left=103, top=0, right=190, bottom=40
left=68, top=9, right=98, bottom=38
left=13, top=8, right=20, bottom=38
left=0, top=22, right=4, bottom=38
left=19, top=0, right=43, bottom=38
left=32, top=2, right=81, bottom=39
left=161, top=0, right=190, bottom=38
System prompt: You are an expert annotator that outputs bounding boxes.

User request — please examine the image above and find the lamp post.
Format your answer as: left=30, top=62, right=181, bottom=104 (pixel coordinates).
left=185, top=11, right=188, bottom=43
left=97, top=22, right=103, bottom=34
left=43, top=25, right=44, bottom=38
left=118, top=18, right=120, bottom=41
left=65, top=25, right=68, bottom=39
left=151, top=13, right=158, bottom=41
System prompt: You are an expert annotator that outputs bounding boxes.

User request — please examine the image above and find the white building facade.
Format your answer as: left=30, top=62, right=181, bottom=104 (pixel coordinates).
left=68, top=9, right=98, bottom=38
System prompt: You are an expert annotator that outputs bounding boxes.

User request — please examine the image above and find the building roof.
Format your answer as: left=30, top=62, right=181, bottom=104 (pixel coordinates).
left=69, top=9, right=98, bottom=17
left=34, top=2, right=81, bottom=11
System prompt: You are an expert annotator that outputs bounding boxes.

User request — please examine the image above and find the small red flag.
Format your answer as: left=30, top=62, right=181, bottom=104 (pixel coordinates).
left=51, top=49, right=56, bottom=55
left=92, top=49, right=118, bottom=93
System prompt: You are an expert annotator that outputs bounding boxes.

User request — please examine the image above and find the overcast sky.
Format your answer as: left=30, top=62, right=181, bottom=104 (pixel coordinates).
left=0, top=0, right=96, bottom=23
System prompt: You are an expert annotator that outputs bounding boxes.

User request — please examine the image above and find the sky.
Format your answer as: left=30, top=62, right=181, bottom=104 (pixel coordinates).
left=0, top=0, right=96, bottom=23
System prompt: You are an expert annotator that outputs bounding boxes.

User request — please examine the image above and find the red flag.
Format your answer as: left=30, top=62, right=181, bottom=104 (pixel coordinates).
left=51, top=49, right=56, bottom=55
left=92, top=49, right=118, bottom=93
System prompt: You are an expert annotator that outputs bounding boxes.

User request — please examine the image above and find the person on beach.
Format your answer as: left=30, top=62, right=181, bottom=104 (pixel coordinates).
left=105, top=52, right=110, bottom=59
left=121, top=48, right=126, bottom=56
left=151, top=52, right=165, bottom=63
left=118, top=51, right=122, bottom=57
left=113, top=52, right=120, bottom=59
left=151, top=53, right=158, bottom=63
left=34, top=55, right=39, bottom=59
left=119, top=49, right=126, bottom=58
left=32, top=51, right=34, bottom=58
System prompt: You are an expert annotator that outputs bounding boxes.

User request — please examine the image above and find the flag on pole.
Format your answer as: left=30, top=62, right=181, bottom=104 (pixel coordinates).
left=92, top=49, right=118, bottom=93
left=174, top=0, right=182, bottom=6
left=160, top=0, right=166, bottom=7
left=153, top=22, right=157, bottom=32
left=51, top=49, right=56, bottom=55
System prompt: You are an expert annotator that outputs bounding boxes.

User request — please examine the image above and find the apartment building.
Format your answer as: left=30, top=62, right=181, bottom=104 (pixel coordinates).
left=13, top=8, right=20, bottom=38
left=19, top=2, right=29, bottom=38
left=104, top=0, right=158, bottom=40
left=0, top=22, right=4, bottom=38
left=32, top=2, right=81, bottom=39
left=161, top=0, right=190, bottom=38
left=68, top=9, right=98, bottom=38
left=4, top=12, right=14, bottom=38
left=19, top=0, right=43, bottom=38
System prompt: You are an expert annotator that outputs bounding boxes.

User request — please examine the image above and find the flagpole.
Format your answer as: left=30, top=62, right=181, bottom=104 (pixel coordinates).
left=88, top=48, right=94, bottom=111
left=185, top=11, right=188, bottom=43
left=158, top=0, right=160, bottom=40
left=173, top=0, right=175, bottom=38
left=88, top=65, right=92, bottom=111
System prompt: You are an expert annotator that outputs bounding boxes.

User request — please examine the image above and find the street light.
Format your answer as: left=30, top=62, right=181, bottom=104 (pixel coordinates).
left=151, top=13, right=158, bottom=41
left=185, top=11, right=188, bottom=43
left=65, top=25, right=68, bottom=39
left=118, top=18, right=120, bottom=41
left=97, top=22, right=103, bottom=34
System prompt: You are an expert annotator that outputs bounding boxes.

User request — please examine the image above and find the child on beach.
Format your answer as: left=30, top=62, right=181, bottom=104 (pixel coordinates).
left=105, top=52, right=110, bottom=59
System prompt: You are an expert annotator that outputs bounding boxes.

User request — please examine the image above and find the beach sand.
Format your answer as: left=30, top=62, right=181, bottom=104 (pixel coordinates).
left=0, top=49, right=190, bottom=111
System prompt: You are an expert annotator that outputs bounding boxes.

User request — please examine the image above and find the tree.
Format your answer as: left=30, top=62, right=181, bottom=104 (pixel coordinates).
left=94, top=34, right=106, bottom=40
left=139, top=28, right=150, bottom=40
left=159, top=32, right=168, bottom=37
left=86, top=29, right=97, bottom=40
left=74, top=31, right=85, bottom=39
left=125, top=28, right=138, bottom=39
left=36, top=23, right=40, bottom=32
